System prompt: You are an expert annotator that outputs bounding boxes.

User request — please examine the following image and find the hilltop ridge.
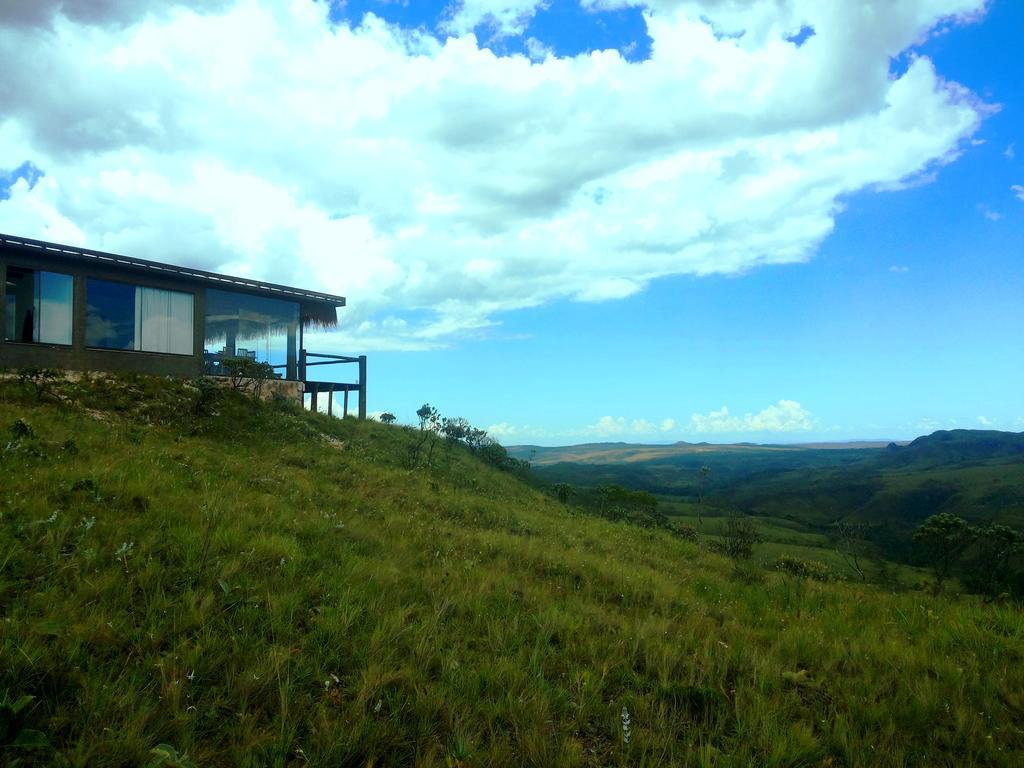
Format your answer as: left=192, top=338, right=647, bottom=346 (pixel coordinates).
left=883, top=429, right=1024, bottom=469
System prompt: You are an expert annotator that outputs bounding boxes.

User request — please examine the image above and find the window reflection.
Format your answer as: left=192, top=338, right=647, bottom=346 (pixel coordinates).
left=203, top=289, right=299, bottom=379
left=4, top=267, right=73, bottom=345
left=86, top=279, right=194, bottom=355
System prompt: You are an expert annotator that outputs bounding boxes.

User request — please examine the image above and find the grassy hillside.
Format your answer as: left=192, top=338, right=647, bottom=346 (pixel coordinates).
left=1, top=375, right=1023, bottom=767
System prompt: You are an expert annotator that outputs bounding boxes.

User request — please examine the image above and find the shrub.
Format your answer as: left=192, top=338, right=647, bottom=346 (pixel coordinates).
left=16, top=367, right=62, bottom=402
left=674, top=525, right=699, bottom=543
left=713, top=516, right=761, bottom=562
left=552, top=483, right=574, bottom=504
left=221, top=358, right=276, bottom=400
left=776, top=555, right=833, bottom=582
left=189, top=377, right=223, bottom=416
left=912, top=513, right=973, bottom=587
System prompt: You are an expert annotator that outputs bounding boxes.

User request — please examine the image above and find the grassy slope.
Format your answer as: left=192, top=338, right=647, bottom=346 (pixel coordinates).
left=1, top=376, right=1023, bottom=767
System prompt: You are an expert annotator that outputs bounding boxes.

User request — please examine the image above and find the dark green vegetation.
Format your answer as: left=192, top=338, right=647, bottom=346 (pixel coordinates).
left=515, top=433, right=1024, bottom=592
left=2, top=375, right=1024, bottom=766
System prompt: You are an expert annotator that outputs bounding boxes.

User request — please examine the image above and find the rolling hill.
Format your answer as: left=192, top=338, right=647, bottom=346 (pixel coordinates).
left=1, top=374, right=1022, bottom=766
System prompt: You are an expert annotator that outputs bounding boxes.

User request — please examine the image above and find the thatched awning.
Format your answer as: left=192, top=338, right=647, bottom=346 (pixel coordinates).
left=301, top=300, right=339, bottom=329
left=203, top=290, right=341, bottom=344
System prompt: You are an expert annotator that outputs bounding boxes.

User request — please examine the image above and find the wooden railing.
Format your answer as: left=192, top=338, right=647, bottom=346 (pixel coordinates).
left=298, top=350, right=367, bottom=419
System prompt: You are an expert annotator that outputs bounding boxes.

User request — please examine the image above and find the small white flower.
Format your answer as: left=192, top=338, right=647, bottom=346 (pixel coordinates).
left=81, top=516, right=96, bottom=531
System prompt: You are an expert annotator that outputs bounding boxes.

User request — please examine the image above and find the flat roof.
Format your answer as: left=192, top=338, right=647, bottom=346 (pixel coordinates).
left=0, top=232, right=346, bottom=308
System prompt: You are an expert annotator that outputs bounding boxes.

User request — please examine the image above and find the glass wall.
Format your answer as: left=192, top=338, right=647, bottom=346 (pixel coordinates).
left=4, top=266, right=73, bottom=345
left=203, top=289, right=299, bottom=379
left=86, top=279, right=194, bottom=355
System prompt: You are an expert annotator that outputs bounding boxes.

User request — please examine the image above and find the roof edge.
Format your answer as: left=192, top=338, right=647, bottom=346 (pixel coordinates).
left=0, top=232, right=346, bottom=307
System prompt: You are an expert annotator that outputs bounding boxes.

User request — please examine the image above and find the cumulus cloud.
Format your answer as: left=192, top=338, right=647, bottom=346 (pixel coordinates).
left=977, top=415, right=993, bottom=426
left=442, top=0, right=548, bottom=38
left=1013, top=185, right=1024, bottom=202
left=487, top=421, right=549, bottom=439
left=0, top=0, right=989, bottom=351
left=581, top=416, right=667, bottom=437
left=689, top=400, right=816, bottom=434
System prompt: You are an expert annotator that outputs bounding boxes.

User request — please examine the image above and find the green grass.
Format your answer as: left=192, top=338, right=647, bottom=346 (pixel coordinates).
left=1, top=375, right=1023, bottom=766
left=655, top=502, right=925, bottom=584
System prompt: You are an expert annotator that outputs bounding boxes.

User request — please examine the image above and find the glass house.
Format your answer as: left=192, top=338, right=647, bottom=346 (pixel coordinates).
left=0, top=233, right=364, bottom=416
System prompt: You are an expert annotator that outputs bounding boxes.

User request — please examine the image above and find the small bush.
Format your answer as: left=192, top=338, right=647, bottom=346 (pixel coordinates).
left=714, top=516, right=761, bottom=562
left=221, top=359, right=276, bottom=400
left=776, top=555, right=833, bottom=583
left=674, top=525, right=699, bottom=543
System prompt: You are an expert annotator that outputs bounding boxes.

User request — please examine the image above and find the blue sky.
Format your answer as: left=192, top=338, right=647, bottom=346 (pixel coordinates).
left=337, top=0, right=1024, bottom=442
left=1, top=0, right=1021, bottom=444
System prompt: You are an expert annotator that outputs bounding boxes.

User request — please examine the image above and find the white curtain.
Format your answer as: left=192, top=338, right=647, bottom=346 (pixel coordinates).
left=134, top=287, right=193, bottom=355
left=35, top=271, right=73, bottom=345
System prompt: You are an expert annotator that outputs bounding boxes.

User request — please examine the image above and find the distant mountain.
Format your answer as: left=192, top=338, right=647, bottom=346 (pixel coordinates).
left=881, top=429, right=1024, bottom=470
left=517, top=430, right=1024, bottom=535
left=508, top=439, right=892, bottom=466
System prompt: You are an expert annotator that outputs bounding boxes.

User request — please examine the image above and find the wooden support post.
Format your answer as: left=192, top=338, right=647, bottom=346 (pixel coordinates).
left=328, top=389, right=333, bottom=418
left=310, top=383, right=318, bottom=414
left=358, top=355, right=367, bottom=420
left=343, top=389, right=349, bottom=419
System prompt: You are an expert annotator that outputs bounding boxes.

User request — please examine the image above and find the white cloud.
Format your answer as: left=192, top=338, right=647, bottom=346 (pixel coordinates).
left=689, top=400, right=816, bottom=434
left=978, top=204, right=1001, bottom=221
left=659, top=418, right=676, bottom=432
left=977, top=415, right=993, bottom=426
left=583, top=416, right=628, bottom=437
left=487, top=421, right=549, bottom=439
left=1012, top=185, right=1024, bottom=202
left=580, top=415, right=668, bottom=437
left=0, top=0, right=989, bottom=351
left=889, top=265, right=911, bottom=273
left=442, top=0, right=548, bottom=38
left=524, top=36, right=553, bottom=61
left=1006, top=143, right=1016, bottom=160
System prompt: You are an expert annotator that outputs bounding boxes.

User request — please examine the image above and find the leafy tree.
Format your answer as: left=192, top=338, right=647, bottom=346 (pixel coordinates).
left=379, top=412, right=396, bottom=425
left=416, top=404, right=440, bottom=432
left=912, top=513, right=973, bottom=587
left=441, top=416, right=472, bottom=443
left=966, top=524, right=1024, bottom=597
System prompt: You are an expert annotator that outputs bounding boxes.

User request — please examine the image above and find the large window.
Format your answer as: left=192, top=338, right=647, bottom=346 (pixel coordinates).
left=4, top=267, right=73, bottom=345
left=204, top=289, right=299, bottom=378
left=86, top=279, right=194, bottom=355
